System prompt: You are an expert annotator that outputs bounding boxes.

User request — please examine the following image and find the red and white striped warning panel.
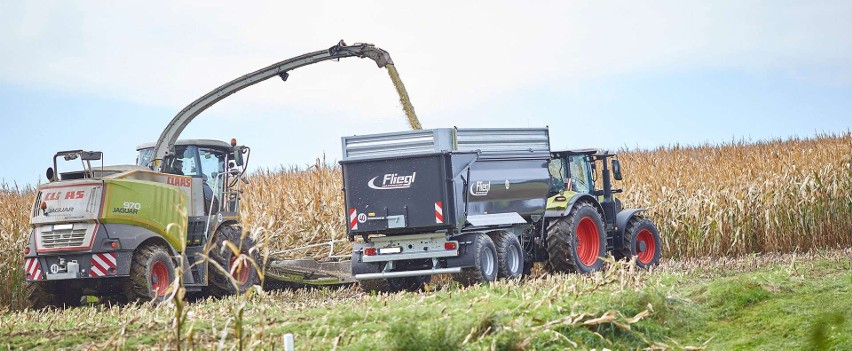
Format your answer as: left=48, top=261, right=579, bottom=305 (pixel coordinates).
left=89, top=252, right=117, bottom=277
left=349, top=208, right=358, bottom=230
left=435, top=202, right=444, bottom=224
left=24, top=258, right=43, bottom=280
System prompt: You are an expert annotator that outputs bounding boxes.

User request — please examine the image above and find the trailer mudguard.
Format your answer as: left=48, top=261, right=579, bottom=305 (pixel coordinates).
left=614, top=209, right=646, bottom=252
left=444, top=232, right=482, bottom=268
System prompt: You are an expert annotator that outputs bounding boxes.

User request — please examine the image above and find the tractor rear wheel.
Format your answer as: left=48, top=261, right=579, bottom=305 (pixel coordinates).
left=545, top=201, right=607, bottom=274
left=489, top=231, right=524, bottom=279
left=625, top=217, right=662, bottom=268
left=208, top=225, right=260, bottom=296
left=453, top=233, right=498, bottom=286
left=124, top=244, right=176, bottom=302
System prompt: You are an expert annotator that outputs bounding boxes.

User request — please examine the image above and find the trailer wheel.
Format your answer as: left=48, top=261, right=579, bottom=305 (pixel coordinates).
left=26, top=281, right=82, bottom=309
left=489, top=231, right=524, bottom=279
left=625, top=217, right=661, bottom=268
left=208, top=225, right=260, bottom=296
left=545, top=201, right=606, bottom=274
left=453, top=233, right=498, bottom=286
left=125, top=245, right=176, bottom=302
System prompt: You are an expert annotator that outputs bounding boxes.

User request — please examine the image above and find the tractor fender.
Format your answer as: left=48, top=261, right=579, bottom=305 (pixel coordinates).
left=614, top=209, right=647, bottom=252
left=544, top=193, right=605, bottom=223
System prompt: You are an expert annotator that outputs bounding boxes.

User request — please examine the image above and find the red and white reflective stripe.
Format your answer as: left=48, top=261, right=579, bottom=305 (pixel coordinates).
left=349, top=208, right=358, bottom=230
left=90, top=252, right=117, bottom=277
left=24, top=258, right=43, bottom=280
left=435, top=202, right=444, bottom=224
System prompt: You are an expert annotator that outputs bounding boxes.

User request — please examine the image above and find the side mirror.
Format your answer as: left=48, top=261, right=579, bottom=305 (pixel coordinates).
left=46, top=167, right=56, bottom=182
left=612, top=159, right=623, bottom=181
left=232, top=147, right=244, bottom=167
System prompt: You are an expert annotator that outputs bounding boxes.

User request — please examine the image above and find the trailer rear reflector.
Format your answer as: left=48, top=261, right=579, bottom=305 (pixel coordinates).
left=349, top=208, right=358, bottom=230
left=364, top=247, right=377, bottom=256
left=444, top=242, right=457, bottom=250
left=435, top=202, right=444, bottom=223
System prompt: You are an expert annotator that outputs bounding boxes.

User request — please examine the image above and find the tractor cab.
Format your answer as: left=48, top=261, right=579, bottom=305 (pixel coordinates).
left=548, top=149, right=599, bottom=196
left=136, top=139, right=250, bottom=216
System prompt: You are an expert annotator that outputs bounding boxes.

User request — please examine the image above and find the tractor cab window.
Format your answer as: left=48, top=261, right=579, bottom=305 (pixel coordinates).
left=137, top=148, right=154, bottom=168
left=548, top=158, right=567, bottom=194
left=567, top=155, right=592, bottom=194
left=167, top=146, right=199, bottom=177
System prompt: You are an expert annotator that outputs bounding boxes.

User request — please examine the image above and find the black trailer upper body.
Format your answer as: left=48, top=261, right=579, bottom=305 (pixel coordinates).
left=341, top=128, right=551, bottom=237
left=341, top=128, right=552, bottom=280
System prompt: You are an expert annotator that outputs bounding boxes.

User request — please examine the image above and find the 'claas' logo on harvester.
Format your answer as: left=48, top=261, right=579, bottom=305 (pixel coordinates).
left=368, top=172, right=417, bottom=190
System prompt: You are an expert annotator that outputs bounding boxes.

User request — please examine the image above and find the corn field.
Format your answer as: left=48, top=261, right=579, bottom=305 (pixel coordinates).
left=2, top=133, right=851, bottom=308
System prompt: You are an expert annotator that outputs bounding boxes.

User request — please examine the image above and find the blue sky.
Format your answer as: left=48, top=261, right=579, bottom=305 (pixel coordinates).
left=1, top=1, right=851, bottom=186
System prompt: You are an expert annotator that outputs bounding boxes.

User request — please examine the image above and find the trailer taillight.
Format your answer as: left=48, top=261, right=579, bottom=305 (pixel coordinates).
left=444, top=242, right=457, bottom=250
left=364, top=247, right=377, bottom=256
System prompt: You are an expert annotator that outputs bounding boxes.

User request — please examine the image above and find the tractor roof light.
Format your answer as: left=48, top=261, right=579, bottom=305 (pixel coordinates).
left=231, top=138, right=237, bottom=147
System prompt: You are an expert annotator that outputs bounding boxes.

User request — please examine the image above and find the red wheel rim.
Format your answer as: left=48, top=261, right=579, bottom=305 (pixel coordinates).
left=576, top=217, right=601, bottom=266
left=230, top=253, right=250, bottom=285
left=636, top=229, right=657, bottom=264
left=151, top=261, right=170, bottom=297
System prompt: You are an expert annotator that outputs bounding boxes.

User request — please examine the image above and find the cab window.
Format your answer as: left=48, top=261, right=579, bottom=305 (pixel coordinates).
left=548, top=158, right=566, bottom=194
left=198, top=148, right=226, bottom=184
left=168, top=146, right=199, bottom=176
left=567, top=155, right=592, bottom=194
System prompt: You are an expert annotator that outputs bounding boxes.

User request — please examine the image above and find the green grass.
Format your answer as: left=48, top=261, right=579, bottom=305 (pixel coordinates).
left=1, top=251, right=851, bottom=350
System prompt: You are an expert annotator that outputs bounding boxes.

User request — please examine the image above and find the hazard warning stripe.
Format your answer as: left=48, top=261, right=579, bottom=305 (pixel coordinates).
left=435, top=202, right=444, bottom=224
left=24, top=258, right=43, bottom=280
left=349, top=208, right=358, bottom=230
left=90, top=252, right=117, bottom=277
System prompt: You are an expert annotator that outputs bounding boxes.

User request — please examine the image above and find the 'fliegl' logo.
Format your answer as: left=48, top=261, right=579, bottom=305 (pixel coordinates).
left=470, top=181, right=491, bottom=196
left=368, top=172, right=417, bottom=190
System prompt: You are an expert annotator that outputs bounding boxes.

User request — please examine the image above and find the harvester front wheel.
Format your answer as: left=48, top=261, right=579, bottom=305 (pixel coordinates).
left=125, top=245, right=176, bottom=302
left=625, top=217, right=662, bottom=269
left=453, top=233, right=498, bottom=286
left=489, top=231, right=524, bottom=279
left=545, top=201, right=607, bottom=274
left=208, top=225, right=260, bottom=296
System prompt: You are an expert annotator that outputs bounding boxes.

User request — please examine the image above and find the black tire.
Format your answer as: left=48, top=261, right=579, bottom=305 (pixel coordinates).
left=453, top=234, right=498, bottom=286
left=625, top=217, right=662, bottom=269
left=545, top=201, right=607, bottom=274
left=489, top=231, right=524, bottom=279
left=351, top=252, right=431, bottom=293
left=208, top=225, right=260, bottom=296
left=124, top=245, right=176, bottom=302
left=26, top=281, right=82, bottom=309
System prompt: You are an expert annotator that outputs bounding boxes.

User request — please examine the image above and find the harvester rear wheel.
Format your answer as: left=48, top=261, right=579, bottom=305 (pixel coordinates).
left=208, top=225, right=260, bottom=296
left=453, top=233, right=498, bottom=286
left=625, top=217, right=662, bottom=269
left=124, top=244, right=176, bottom=302
left=545, top=201, right=607, bottom=274
left=489, top=231, right=524, bottom=279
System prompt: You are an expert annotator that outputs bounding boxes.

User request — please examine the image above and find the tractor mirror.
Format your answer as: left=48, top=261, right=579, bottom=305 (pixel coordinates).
left=232, top=148, right=244, bottom=167
left=612, top=159, right=623, bottom=181
left=46, top=167, right=56, bottom=182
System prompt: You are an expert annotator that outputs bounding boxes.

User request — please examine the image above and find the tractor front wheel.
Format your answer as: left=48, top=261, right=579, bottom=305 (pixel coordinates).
left=124, top=244, right=176, bottom=302
left=625, top=217, right=662, bottom=268
left=208, top=225, right=260, bottom=296
left=545, top=201, right=607, bottom=274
